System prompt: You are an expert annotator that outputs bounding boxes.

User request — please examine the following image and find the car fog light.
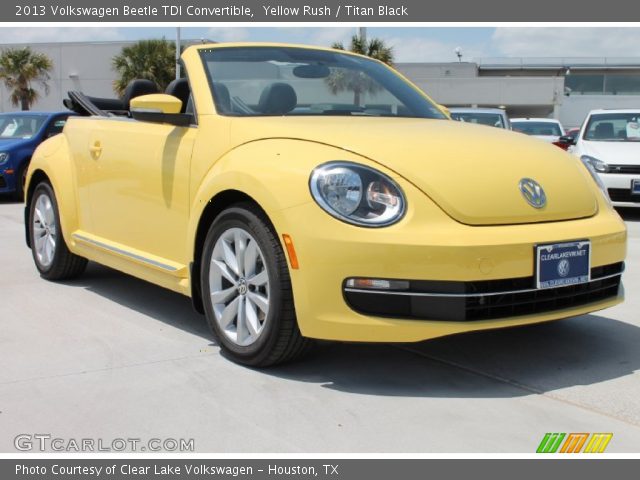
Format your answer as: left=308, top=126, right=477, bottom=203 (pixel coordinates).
left=345, top=278, right=410, bottom=290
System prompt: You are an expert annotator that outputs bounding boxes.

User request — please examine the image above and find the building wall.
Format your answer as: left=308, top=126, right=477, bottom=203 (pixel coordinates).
left=0, top=41, right=131, bottom=112
left=560, top=95, right=640, bottom=128
left=406, top=76, right=563, bottom=107
left=0, top=41, right=638, bottom=132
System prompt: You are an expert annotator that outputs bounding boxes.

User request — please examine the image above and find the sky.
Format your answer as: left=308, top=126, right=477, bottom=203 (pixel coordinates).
left=0, top=26, right=639, bottom=62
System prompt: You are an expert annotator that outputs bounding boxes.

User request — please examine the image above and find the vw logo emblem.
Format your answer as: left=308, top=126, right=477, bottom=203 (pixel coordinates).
left=519, top=178, right=547, bottom=209
left=557, top=259, right=570, bottom=278
left=237, top=278, right=248, bottom=295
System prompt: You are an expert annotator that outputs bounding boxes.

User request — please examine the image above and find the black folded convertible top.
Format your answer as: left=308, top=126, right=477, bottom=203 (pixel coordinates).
left=64, top=91, right=121, bottom=117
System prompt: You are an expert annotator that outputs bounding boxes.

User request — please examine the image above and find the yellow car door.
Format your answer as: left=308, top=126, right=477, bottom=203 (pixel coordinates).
left=84, top=117, right=196, bottom=272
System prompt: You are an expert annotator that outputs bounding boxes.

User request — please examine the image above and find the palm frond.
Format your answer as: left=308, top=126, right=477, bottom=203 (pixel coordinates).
left=0, top=47, right=52, bottom=110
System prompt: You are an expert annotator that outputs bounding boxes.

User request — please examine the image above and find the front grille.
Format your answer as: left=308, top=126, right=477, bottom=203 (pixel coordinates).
left=608, top=188, right=640, bottom=203
left=608, top=164, right=640, bottom=174
left=343, top=262, right=623, bottom=322
left=0, top=175, right=5, bottom=188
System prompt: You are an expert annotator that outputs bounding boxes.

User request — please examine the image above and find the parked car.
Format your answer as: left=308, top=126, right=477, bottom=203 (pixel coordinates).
left=24, top=43, right=626, bottom=367
left=565, top=109, right=640, bottom=207
left=565, top=127, right=580, bottom=142
left=0, top=111, right=74, bottom=200
left=552, top=127, right=580, bottom=151
left=449, top=107, right=511, bottom=129
left=511, top=118, right=566, bottom=144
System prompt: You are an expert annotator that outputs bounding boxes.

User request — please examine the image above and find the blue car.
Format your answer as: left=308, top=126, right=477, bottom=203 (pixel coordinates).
left=0, top=111, right=75, bottom=200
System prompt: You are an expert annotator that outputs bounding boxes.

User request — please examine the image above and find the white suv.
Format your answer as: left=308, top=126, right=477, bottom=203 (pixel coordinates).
left=569, top=109, right=640, bottom=208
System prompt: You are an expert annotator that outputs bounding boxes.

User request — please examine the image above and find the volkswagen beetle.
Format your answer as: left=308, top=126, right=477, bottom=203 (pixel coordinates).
left=24, top=43, right=626, bottom=366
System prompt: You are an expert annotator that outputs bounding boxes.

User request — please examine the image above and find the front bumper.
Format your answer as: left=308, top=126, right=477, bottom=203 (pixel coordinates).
left=601, top=171, right=640, bottom=207
left=0, top=168, right=17, bottom=194
left=279, top=183, right=626, bottom=343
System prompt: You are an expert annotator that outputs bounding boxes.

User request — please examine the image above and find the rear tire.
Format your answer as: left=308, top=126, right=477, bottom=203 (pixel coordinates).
left=28, top=182, right=87, bottom=280
left=201, top=204, right=312, bottom=367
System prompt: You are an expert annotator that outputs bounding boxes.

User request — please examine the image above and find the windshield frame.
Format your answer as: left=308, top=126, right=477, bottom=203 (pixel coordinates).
left=198, top=46, right=447, bottom=120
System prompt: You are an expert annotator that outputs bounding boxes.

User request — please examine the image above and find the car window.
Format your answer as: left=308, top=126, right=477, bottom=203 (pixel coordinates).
left=583, top=113, right=640, bottom=142
left=200, top=47, right=447, bottom=119
left=45, top=117, right=69, bottom=137
left=451, top=112, right=506, bottom=128
left=511, top=121, right=562, bottom=136
left=0, top=115, right=47, bottom=139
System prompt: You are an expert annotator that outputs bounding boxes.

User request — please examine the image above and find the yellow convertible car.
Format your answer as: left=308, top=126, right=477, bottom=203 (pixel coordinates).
left=24, top=43, right=626, bottom=366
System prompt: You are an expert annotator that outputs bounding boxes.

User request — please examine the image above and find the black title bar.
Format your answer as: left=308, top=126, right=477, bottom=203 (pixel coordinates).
left=4, top=0, right=640, bottom=22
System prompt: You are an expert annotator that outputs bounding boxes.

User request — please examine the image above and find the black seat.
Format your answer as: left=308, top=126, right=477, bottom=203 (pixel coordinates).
left=165, top=78, right=190, bottom=113
left=258, top=83, right=297, bottom=115
left=122, top=79, right=158, bottom=111
left=594, top=122, right=614, bottom=139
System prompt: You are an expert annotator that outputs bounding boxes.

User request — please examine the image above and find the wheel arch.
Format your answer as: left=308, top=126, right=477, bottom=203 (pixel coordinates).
left=24, top=168, right=51, bottom=248
left=24, top=135, right=79, bottom=246
left=190, top=189, right=275, bottom=314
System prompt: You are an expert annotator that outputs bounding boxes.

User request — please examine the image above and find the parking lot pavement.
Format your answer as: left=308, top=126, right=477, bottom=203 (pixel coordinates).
left=1, top=198, right=639, bottom=453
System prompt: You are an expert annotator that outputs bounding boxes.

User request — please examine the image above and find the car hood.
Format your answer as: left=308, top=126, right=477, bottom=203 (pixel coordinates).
left=231, top=117, right=598, bottom=225
left=579, top=140, right=640, bottom=164
left=0, top=138, right=29, bottom=150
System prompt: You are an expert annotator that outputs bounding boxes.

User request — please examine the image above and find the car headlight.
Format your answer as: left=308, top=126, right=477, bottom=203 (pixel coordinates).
left=0, top=153, right=8, bottom=165
left=581, top=155, right=609, bottom=173
left=310, top=161, right=406, bottom=227
left=580, top=155, right=611, bottom=205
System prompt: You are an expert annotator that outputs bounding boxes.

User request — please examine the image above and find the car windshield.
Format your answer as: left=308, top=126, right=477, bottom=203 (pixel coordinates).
left=199, top=47, right=447, bottom=119
left=450, top=112, right=506, bottom=128
left=0, top=114, right=46, bottom=139
left=511, top=121, right=562, bottom=136
left=583, top=113, right=640, bottom=142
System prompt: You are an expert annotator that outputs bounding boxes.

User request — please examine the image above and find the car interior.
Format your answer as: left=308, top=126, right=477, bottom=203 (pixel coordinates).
left=63, top=78, right=196, bottom=120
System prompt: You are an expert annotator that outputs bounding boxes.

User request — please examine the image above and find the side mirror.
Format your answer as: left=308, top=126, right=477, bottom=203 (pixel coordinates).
left=130, top=94, right=192, bottom=126
left=558, top=135, right=576, bottom=145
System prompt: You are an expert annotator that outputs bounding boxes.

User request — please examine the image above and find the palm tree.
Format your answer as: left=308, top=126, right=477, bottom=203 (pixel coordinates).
left=112, top=39, right=176, bottom=96
left=327, top=35, right=394, bottom=106
left=332, top=35, right=394, bottom=66
left=0, top=47, right=53, bottom=111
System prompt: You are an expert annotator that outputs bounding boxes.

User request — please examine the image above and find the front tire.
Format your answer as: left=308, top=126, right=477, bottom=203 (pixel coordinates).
left=13, top=161, right=28, bottom=201
left=29, top=182, right=87, bottom=280
left=201, top=204, right=312, bottom=367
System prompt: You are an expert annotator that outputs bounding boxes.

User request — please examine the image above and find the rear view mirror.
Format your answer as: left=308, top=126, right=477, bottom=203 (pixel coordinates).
left=130, top=94, right=192, bottom=126
left=293, top=64, right=331, bottom=79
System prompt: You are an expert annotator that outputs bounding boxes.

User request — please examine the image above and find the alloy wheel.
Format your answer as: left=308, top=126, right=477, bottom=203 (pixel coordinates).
left=208, top=227, right=270, bottom=347
left=32, top=192, right=57, bottom=268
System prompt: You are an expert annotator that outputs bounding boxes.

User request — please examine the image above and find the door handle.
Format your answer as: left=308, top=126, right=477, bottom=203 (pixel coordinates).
left=89, top=141, right=102, bottom=158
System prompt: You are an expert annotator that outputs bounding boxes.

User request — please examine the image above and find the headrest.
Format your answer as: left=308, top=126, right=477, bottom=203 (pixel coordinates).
left=594, top=122, right=614, bottom=138
left=165, top=78, right=190, bottom=112
left=258, top=83, right=297, bottom=115
left=123, top=79, right=158, bottom=110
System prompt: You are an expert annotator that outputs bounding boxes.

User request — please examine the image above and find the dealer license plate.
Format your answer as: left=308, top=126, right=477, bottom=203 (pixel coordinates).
left=536, top=241, right=591, bottom=289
